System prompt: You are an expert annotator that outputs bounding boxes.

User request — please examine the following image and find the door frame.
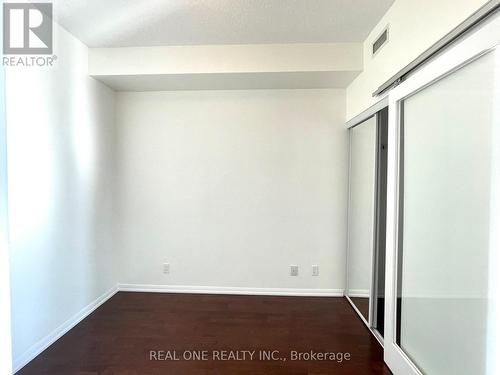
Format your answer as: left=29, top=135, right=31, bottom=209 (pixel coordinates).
left=345, top=98, right=388, bottom=346
left=383, top=10, right=500, bottom=375
left=345, top=114, right=377, bottom=335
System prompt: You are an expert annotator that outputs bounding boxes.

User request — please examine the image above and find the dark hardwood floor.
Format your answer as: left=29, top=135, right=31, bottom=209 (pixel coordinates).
left=348, top=297, right=370, bottom=322
left=17, top=292, right=391, bottom=375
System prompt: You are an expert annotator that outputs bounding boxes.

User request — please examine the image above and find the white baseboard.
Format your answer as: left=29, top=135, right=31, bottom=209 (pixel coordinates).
left=13, top=285, right=119, bottom=374
left=346, top=289, right=370, bottom=298
left=118, top=283, right=344, bottom=297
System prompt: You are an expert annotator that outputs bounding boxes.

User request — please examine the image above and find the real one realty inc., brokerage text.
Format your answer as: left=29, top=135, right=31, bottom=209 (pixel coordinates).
left=150, top=350, right=351, bottom=363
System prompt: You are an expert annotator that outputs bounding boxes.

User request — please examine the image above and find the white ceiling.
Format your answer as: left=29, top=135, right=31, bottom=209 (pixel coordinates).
left=56, top=0, right=395, bottom=47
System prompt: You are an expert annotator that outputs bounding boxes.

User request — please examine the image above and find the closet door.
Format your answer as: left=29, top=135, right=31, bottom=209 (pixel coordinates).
left=346, top=116, right=377, bottom=323
left=384, top=12, right=500, bottom=375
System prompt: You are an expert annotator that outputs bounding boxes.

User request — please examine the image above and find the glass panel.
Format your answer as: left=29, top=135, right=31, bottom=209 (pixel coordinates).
left=398, top=49, right=499, bottom=374
left=347, top=116, right=377, bottom=321
left=374, top=108, right=388, bottom=337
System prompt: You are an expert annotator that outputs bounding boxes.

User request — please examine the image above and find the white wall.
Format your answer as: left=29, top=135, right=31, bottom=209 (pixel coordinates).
left=5, top=24, right=116, bottom=369
left=115, top=89, right=348, bottom=291
left=346, top=0, right=489, bottom=119
left=0, top=11, right=13, bottom=373
left=1, top=68, right=13, bottom=375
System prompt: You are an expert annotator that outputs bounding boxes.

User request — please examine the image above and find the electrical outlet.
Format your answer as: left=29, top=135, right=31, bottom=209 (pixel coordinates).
left=163, top=263, right=170, bottom=274
left=290, top=265, right=299, bottom=276
left=312, top=265, right=319, bottom=276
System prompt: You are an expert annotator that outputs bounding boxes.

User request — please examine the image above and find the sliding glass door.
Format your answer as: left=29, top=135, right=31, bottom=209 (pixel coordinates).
left=346, top=116, right=377, bottom=322
left=346, top=108, right=388, bottom=340
left=385, top=11, right=500, bottom=375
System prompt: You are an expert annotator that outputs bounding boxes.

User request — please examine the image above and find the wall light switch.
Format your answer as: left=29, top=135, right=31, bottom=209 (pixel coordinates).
left=290, top=265, right=299, bottom=276
left=312, top=265, right=319, bottom=276
left=163, top=263, right=170, bottom=274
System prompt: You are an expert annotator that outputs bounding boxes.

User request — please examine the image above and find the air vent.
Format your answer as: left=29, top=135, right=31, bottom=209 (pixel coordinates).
left=372, top=27, right=389, bottom=57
